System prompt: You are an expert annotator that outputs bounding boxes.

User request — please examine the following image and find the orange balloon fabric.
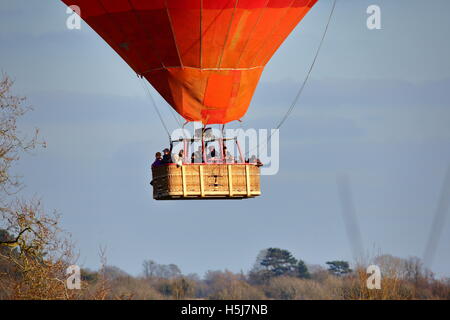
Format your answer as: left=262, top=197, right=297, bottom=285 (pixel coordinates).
left=62, top=0, right=317, bottom=124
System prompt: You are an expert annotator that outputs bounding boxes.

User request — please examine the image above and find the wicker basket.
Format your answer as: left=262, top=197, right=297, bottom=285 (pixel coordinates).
left=151, top=164, right=261, bottom=200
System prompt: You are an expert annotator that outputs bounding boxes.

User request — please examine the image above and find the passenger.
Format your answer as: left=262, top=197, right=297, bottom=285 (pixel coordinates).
left=207, top=146, right=217, bottom=162
left=191, top=152, right=195, bottom=164
left=256, top=158, right=263, bottom=167
left=223, top=146, right=234, bottom=163
left=249, top=155, right=263, bottom=167
left=172, top=149, right=184, bottom=167
left=193, top=146, right=203, bottom=163
left=161, top=147, right=172, bottom=164
left=151, top=152, right=163, bottom=168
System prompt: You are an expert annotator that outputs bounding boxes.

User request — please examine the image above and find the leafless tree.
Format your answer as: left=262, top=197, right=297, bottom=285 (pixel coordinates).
left=0, top=74, right=80, bottom=299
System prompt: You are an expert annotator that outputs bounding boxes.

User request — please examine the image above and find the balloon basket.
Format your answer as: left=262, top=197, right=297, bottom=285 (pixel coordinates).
left=151, top=164, right=261, bottom=200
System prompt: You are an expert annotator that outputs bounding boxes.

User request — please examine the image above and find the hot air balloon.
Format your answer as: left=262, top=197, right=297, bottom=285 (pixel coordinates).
left=61, top=0, right=318, bottom=200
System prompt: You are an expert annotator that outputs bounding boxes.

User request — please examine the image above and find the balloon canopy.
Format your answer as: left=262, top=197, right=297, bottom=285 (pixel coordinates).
left=62, top=0, right=317, bottom=124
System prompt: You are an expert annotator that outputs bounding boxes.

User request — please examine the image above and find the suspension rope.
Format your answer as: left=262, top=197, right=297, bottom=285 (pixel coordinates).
left=138, top=77, right=171, bottom=138
left=275, top=0, right=337, bottom=131
left=164, top=92, right=189, bottom=141
left=244, top=0, right=337, bottom=158
left=167, top=99, right=184, bottom=128
left=139, top=76, right=191, bottom=143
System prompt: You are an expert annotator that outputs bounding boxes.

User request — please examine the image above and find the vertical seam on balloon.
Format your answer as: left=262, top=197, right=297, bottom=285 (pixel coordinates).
left=221, top=0, right=240, bottom=123
left=165, top=0, right=184, bottom=67
left=249, top=0, right=297, bottom=66
left=253, top=0, right=317, bottom=65
left=126, top=0, right=166, bottom=70
left=235, top=0, right=271, bottom=68
left=217, top=0, right=239, bottom=69
left=199, top=0, right=203, bottom=121
left=94, top=0, right=141, bottom=72
left=200, top=0, right=203, bottom=69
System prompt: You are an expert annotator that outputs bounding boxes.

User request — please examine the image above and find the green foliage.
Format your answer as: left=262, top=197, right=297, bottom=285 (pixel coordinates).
left=297, top=260, right=311, bottom=279
left=260, top=248, right=298, bottom=277
left=326, top=261, right=352, bottom=276
left=249, top=248, right=311, bottom=283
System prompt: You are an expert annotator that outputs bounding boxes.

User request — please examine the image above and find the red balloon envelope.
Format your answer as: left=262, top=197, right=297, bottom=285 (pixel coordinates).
left=62, top=0, right=317, bottom=124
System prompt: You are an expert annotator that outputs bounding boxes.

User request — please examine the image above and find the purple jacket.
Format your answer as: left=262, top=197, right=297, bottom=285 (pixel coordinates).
left=152, top=159, right=163, bottom=168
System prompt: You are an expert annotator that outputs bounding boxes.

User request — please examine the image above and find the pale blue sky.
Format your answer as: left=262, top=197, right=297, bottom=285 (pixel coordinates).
left=1, top=0, right=450, bottom=277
